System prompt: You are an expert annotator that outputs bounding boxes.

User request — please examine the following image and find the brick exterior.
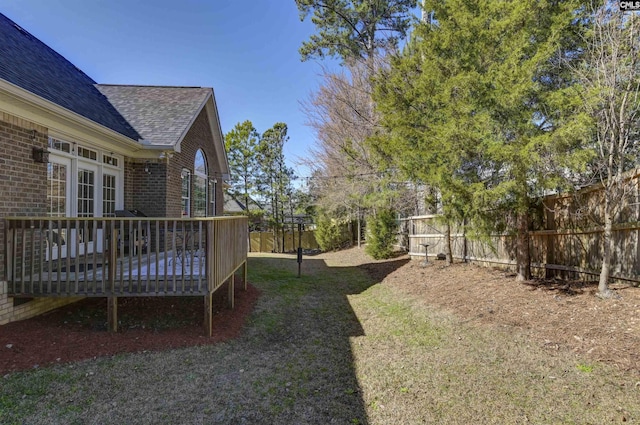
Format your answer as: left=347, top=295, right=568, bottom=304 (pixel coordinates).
left=0, top=113, right=81, bottom=325
left=124, top=107, right=224, bottom=218
left=0, top=114, right=48, bottom=278
left=124, top=158, right=170, bottom=217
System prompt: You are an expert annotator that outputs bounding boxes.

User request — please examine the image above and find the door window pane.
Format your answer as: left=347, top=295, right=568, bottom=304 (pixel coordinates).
left=47, top=163, right=66, bottom=217
left=47, top=162, right=68, bottom=250
left=77, top=169, right=95, bottom=217
left=78, top=168, right=95, bottom=243
left=103, top=174, right=116, bottom=217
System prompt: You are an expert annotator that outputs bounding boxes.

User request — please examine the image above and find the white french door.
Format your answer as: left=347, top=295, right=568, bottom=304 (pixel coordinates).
left=47, top=147, right=122, bottom=260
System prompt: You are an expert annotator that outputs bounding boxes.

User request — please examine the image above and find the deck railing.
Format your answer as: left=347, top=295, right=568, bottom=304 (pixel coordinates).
left=5, top=216, right=248, bottom=297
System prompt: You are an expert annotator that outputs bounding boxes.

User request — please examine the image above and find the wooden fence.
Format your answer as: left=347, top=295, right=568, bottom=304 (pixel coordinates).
left=403, top=215, right=640, bottom=285
left=250, top=230, right=319, bottom=253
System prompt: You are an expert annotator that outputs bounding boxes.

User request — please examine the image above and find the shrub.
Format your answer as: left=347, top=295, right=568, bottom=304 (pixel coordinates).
left=365, top=209, right=397, bottom=259
left=315, top=213, right=346, bottom=251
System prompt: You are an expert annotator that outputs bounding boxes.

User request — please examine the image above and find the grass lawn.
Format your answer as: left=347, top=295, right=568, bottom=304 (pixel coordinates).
left=1, top=250, right=638, bottom=424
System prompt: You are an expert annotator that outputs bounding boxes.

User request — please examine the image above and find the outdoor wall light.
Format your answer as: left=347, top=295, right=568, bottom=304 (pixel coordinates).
left=158, top=151, right=174, bottom=160
left=32, top=147, right=49, bottom=163
left=144, top=161, right=151, bottom=175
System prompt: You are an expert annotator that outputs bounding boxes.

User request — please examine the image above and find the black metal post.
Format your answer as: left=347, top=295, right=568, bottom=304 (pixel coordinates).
left=297, top=222, right=303, bottom=277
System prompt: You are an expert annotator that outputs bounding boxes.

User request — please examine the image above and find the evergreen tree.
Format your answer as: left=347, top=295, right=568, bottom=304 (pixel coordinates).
left=295, top=0, right=415, bottom=64
left=374, top=0, right=589, bottom=279
left=257, top=123, right=296, bottom=252
left=224, top=120, right=260, bottom=212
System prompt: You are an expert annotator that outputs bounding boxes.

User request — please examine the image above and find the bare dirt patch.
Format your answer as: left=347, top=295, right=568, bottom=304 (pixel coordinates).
left=0, top=282, right=259, bottom=375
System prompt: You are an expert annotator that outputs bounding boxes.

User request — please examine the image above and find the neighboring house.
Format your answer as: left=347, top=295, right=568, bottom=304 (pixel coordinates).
left=224, top=192, right=264, bottom=232
left=223, top=192, right=263, bottom=215
left=0, top=13, right=230, bottom=325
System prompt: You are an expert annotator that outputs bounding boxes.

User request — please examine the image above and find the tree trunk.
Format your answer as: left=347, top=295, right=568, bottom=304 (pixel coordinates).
left=515, top=210, right=531, bottom=281
left=357, top=211, right=362, bottom=248
left=462, top=217, right=468, bottom=263
left=445, top=221, right=453, bottom=266
left=598, top=203, right=614, bottom=297
left=282, top=224, right=286, bottom=253
left=348, top=220, right=353, bottom=247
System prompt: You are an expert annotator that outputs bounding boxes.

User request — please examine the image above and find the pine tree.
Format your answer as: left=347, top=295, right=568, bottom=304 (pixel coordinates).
left=257, top=123, right=296, bottom=252
left=374, top=0, right=588, bottom=279
left=224, top=120, right=260, bottom=212
left=295, top=0, right=415, bottom=64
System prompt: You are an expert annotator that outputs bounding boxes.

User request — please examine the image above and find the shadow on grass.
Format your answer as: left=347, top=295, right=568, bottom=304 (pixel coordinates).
left=242, top=253, right=410, bottom=424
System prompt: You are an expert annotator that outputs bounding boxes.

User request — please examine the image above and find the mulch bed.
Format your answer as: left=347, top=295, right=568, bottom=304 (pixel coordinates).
left=0, top=282, right=260, bottom=375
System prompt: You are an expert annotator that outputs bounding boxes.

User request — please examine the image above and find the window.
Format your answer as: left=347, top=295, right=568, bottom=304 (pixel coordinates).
left=46, top=161, right=69, bottom=254
left=181, top=168, right=191, bottom=217
left=77, top=146, right=97, bottom=161
left=193, top=149, right=208, bottom=217
left=77, top=168, right=95, bottom=218
left=77, top=168, right=95, bottom=243
left=103, top=174, right=116, bottom=217
left=48, top=138, right=71, bottom=153
left=47, top=163, right=67, bottom=217
left=103, top=154, right=118, bottom=167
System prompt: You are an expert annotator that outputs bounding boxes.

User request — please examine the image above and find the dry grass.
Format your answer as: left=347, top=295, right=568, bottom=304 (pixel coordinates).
left=1, top=248, right=639, bottom=424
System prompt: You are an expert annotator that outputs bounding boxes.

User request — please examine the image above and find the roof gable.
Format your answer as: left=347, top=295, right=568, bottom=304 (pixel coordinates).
left=95, top=85, right=211, bottom=147
left=0, top=13, right=140, bottom=140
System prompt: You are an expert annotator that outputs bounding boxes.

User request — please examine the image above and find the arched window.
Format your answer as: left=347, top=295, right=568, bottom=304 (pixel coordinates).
left=193, top=149, right=208, bottom=217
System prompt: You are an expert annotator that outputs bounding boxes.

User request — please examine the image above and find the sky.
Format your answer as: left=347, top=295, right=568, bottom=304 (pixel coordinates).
left=2, top=0, right=341, bottom=180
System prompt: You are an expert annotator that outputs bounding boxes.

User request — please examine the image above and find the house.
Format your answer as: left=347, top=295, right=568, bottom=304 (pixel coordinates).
left=223, top=192, right=263, bottom=215
left=224, top=192, right=265, bottom=233
left=0, top=13, right=234, bottom=326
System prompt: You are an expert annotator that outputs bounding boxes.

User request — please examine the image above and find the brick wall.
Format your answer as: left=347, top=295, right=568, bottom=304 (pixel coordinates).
left=124, top=158, right=169, bottom=217
left=0, top=280, right=83, bottom=325
left=0, top=114, right=48, bottom=278
left=0, top=113, right=81, bottom=325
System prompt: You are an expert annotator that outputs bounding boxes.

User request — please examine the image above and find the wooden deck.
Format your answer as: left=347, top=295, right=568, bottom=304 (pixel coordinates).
left=5, top=216, right=248, bottom=335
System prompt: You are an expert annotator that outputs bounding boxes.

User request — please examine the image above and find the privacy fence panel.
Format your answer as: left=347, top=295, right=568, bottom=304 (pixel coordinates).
left=405, top=217, right=640, bottom=284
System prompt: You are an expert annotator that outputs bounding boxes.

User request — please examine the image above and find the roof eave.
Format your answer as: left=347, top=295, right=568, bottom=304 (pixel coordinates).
left=0, top=79, right=145, bottom=154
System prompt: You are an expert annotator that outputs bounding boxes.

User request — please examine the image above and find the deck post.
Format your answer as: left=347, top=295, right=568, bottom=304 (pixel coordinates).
left=204, top=292, right=213, bottom=337
left=228, top=274, right=235, bottom=309
left=107, top=296, right=117, bottom=332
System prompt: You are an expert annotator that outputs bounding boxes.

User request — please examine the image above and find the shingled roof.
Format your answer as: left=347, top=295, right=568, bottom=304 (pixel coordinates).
left=0, top=13, right=140, bottom=140
left=95, top=85, right=212, bottom=147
